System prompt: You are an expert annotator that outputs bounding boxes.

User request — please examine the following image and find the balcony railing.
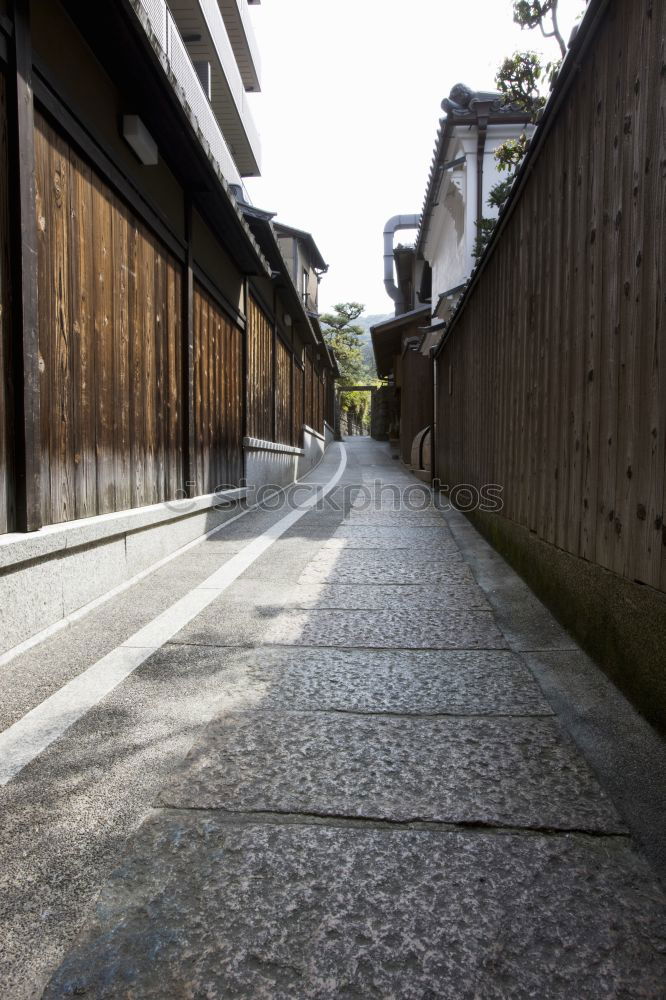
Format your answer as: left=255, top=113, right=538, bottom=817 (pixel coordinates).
left=135, top=0, right=245, bottom=186
left=197, top=0, right=261, bottom=174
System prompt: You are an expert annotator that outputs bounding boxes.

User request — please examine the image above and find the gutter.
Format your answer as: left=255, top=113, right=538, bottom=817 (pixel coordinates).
left=434, top=0, right=613, bottom=359
left=475, top=108, right=490, bottom=228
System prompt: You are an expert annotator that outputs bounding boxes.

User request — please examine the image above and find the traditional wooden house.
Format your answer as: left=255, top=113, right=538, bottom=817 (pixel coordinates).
left=0, top=0, right=337, bottom=659
left=371, top=84, right=530, bottom=474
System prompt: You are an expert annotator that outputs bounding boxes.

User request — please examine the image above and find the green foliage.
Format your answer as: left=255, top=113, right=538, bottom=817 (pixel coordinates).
left=487, top=178, right=514, bottom=212
left=472, top=218, right=498, bottom=262
left=320, top=302, right=366, bottom=383
left=513, top=0, right=554, bottom=31
left=513, top=0, right=567, bottom=58
left=494, top=133, right=531, bottom=173
left=320, top=302, right=378, bottom=428
left=483, top=0, right=575, bottom=225
left=495, top=50, right=545, bottom=116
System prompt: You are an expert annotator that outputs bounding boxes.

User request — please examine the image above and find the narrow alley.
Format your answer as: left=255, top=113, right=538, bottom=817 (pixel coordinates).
left=2, top=438, right=664, bottom=998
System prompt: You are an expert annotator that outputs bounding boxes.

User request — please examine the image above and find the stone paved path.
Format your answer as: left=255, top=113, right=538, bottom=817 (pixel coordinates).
left=41, top=438, right=666, bottom=998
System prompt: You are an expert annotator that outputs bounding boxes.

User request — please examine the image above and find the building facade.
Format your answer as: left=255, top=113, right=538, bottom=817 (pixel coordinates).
left=0, top=0, right=337, bottom=658
left=371, top=84, right=530, bottom=467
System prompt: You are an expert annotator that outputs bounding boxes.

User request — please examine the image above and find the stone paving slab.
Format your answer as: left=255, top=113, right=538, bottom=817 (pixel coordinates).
left=343, top=511, right=448, bottom=525
left=158, top=712, right=624, bottom=832
left=167, top=646, right=551, bottom=716
left=299, top=553, right=473, bottom=586
left=166, top=591, right=285, bottom=648
left=43, top=818, right=666, bottom=1000
left=306, top=543, right=461, bottom=564
left=349, top=500, right=444, bottom=523
left=331, top=522, right=453, bottom=537
left=322, top=529, right=456, bottom=550
left=292, top=583, right=491, bottom=610
left=265, top=608, right=506, bottom=649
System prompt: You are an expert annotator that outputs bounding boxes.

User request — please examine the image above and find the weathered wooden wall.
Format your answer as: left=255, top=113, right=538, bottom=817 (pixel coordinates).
left=293, top=360, right=304, bottom=445
left=275, top=335, right=292, bottom=445
left=246, top=295, right=273, bottom=442
left=0, top=73, right=13, bottom=533
left=304, top=351, right=314, bottom=431
left=400, top=349, right=433, bottom=467
left=2, top=111, right=335, bottom=534
left=193, top=282, right=243, bottom=494
left=35, top=112, right=185, bottom=523
left=434, top=0, right=665, bottom=599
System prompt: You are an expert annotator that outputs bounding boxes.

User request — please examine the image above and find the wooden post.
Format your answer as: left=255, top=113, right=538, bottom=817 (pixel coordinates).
left=431, top=352, right=438, bottom=489
left=290, top=348, right=295, bottom=447
left=241, top=277, right=248, bottom=463
left=9, top=0, right=41, bottom=531
left=271, top=285, right=277, bottom=442
left=183, top=197, right=196, bottom=497
left=303, top=348, right=308, bottom=431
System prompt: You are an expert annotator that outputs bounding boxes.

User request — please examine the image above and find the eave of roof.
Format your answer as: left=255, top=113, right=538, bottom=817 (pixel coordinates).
left=242, top=209, right=325, bottom=355
left=370, top=305, right=431, bottom=379
left=415, top=86, right=531, bottom=258
left=273, top=221, right=328, bottom=272
left=370, top=305, right=431, bottom=335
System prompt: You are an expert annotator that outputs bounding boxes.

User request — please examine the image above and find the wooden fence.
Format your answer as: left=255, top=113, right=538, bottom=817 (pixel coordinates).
left=0, top=74, right=12, bottom=534
left=399, top=348, right=432, bottom=467
left=434, top=0, right=666, bottom=596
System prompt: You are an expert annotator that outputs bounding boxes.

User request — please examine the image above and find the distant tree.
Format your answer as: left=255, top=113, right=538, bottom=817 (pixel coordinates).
left=513, top=0, right=566, bottom=58
left=473, top=0, right=579, bottom=260
left=320, top=302, right=378, bottom=432
left=319, top=302, right=366, bottom=380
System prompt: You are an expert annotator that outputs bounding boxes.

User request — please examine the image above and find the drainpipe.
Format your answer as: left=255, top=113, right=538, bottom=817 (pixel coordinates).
left=383, top=214, right=420, bottom=314
left=474, top=101, right=492, bottom=229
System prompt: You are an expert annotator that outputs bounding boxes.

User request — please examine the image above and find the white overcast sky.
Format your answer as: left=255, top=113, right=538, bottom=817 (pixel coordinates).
left=244, top=0, right=584, bottom=316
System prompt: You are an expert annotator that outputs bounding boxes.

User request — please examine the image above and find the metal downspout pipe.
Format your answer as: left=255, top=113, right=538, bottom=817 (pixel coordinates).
left=383, top=214, right=421, bottom=314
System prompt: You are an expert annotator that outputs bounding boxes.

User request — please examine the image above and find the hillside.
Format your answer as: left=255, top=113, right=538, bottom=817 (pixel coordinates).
left=355, top=313, right=391, bottom=374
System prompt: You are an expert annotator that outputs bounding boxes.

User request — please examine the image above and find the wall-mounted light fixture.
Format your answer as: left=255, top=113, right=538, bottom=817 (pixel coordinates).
left=122, top=115, right=158, bottom=166
left=284, top=313, right=292, bottom=327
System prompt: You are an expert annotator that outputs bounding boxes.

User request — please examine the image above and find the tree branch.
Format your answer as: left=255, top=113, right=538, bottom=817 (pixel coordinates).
left=550, top=0, right=567, bottom=58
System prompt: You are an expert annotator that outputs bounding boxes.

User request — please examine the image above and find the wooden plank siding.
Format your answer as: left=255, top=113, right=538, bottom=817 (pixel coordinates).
left=434, top=0, right=666, bottom=595
left=3, top=113, right=336, bottom=534
left=275, top=336, right=292, bottom=445
left=0, top=73, right=14, bottom=533
left=400, top=349, right=433, bottom=467
left=192, top=281, right=243, bottom=494
left=34, top=112, right=184, bottom=525
left=293, top=360, right=304, bottom=447
left=246, top=295, right=273, bottom=442
left=304, top=351, right=314, bottom=431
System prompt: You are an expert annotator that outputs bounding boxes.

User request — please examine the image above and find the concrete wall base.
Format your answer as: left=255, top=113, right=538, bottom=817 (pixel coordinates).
left=1, top=426, right=333, bottom=663
left=243, top=438, right=304, bottom=493
left=298, top=425, right=326, bottom=479
left=464, top=508, right=666, bottom=735
left=0, top=489, right=246, bottom=660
